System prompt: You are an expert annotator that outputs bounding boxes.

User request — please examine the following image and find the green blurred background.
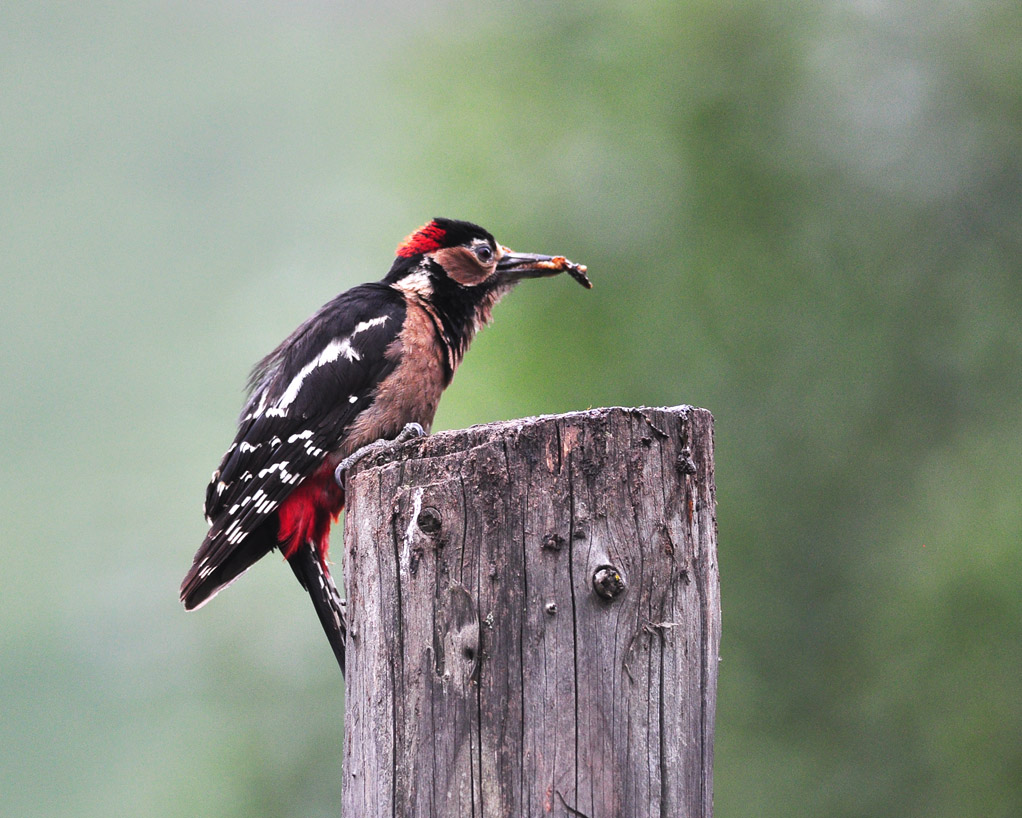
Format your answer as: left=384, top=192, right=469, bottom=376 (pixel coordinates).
left=2, top=1, right=1019, bottom=816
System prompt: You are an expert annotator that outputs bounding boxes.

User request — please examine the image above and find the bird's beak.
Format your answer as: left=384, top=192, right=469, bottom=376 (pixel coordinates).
left=496, top=249, right=593, bottom=288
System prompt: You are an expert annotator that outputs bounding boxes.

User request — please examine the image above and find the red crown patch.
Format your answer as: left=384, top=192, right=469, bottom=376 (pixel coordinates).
left=396, top=221, right=447, bottom=258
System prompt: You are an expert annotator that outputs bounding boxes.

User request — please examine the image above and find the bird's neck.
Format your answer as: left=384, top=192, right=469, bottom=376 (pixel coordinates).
left=428, top=276, right=513, bottom=370
left=387, top=259, right=514, bottom=380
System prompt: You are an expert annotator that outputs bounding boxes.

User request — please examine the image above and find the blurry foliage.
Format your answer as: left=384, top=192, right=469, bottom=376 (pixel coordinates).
left=1, top=1, right=1019, bottom=817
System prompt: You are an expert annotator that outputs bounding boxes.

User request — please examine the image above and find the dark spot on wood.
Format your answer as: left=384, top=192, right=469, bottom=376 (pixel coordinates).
left=677, top=448, right=697, bottom=475
left=640, top=435, right=652, bottom=447
left=519, top=435, right=542, bottom=467
left=542, top=533, right=565, bottom=551
left=463, top=646, right=475, bottom=661
left=593, top=565, right=626, bottom=600
left=656, top=521, right=675, bottom=556
left=573, top=528, right=587, bottom=540
left=545, top=601, right=558, bottom=615
left=417, top=506, right=442, bottom=535
left=432, top=628, right=445, bottom=677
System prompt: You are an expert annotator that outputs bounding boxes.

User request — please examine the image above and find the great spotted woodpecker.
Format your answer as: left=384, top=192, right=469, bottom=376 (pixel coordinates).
left=180, top=218, right=590, bottom=674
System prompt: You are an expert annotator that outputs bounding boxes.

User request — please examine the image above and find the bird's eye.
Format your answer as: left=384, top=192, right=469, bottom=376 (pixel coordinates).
left=474, top=245, right=493, bottom=263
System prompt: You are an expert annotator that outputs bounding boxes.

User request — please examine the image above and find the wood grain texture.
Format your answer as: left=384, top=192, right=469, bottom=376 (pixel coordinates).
left=342, top=406, right=719, bottom=818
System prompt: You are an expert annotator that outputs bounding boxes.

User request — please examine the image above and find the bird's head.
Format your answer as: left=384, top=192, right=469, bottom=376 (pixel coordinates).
left=386, top=218, right=591, bottom=295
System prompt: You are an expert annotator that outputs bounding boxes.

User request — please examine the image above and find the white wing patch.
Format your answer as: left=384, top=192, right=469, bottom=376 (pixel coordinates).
left=351, top=315, right=392, bottom=335
left=242, top=385, right=271, bottom=422
left=258, top=461, right=290, bottom=478
left=266, top=316, right=390, bottom=418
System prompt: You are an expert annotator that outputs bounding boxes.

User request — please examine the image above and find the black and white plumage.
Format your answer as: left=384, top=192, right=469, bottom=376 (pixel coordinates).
left=181, top=218, right=590, bottom=674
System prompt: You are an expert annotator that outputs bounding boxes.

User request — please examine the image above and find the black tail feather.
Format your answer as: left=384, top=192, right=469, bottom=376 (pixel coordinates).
left=181, top=525, right=277, bottom=611
left=288, top=541, right=347, bottom=675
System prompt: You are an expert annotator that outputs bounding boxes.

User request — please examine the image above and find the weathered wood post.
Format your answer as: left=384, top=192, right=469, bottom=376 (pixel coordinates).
left=342, top=406, right=719, bottom=817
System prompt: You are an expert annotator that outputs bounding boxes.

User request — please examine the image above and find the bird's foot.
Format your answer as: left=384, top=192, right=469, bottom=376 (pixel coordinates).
left=334, top=423, right=426, bottom=486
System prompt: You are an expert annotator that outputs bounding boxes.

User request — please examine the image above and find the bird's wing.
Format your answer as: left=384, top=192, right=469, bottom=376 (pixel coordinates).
left=182, top=284, right=405, bottom=604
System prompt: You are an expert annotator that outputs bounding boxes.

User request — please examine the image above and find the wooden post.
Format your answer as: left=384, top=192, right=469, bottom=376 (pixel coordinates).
left=342, top=406, right=719, bottom=818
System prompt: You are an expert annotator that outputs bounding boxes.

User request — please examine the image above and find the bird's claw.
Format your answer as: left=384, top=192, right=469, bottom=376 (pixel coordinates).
left=394, top=421, right=426, bottom=443
left=334, top=423, right=426, bottom=486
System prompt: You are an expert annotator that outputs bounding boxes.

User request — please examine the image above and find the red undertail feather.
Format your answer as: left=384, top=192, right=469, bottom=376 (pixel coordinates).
left=396, top=220, right=447, bottom=257
left=277, top=462, right=345, bottom=561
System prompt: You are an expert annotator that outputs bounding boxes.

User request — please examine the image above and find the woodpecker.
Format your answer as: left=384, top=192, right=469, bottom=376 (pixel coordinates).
left=181, top=218, right=590, bottom=674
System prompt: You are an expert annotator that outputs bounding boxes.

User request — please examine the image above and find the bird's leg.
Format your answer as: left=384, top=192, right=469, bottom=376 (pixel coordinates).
left=334, top=422, right=426, bottom=486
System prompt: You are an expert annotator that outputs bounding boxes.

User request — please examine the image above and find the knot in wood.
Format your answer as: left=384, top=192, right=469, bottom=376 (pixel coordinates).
left=542, top=533, right=565, bottom=552
left=677, top=448, right=697, bottom=475
left=593, top=565, right=626, bottom=600
left=416, top=507, right=442, bottom=535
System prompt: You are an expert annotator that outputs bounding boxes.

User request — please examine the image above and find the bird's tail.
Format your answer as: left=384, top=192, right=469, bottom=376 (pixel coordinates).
left=181, top=525, right=276, bottom=611
left=288, top=541, right=347, bottom=675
